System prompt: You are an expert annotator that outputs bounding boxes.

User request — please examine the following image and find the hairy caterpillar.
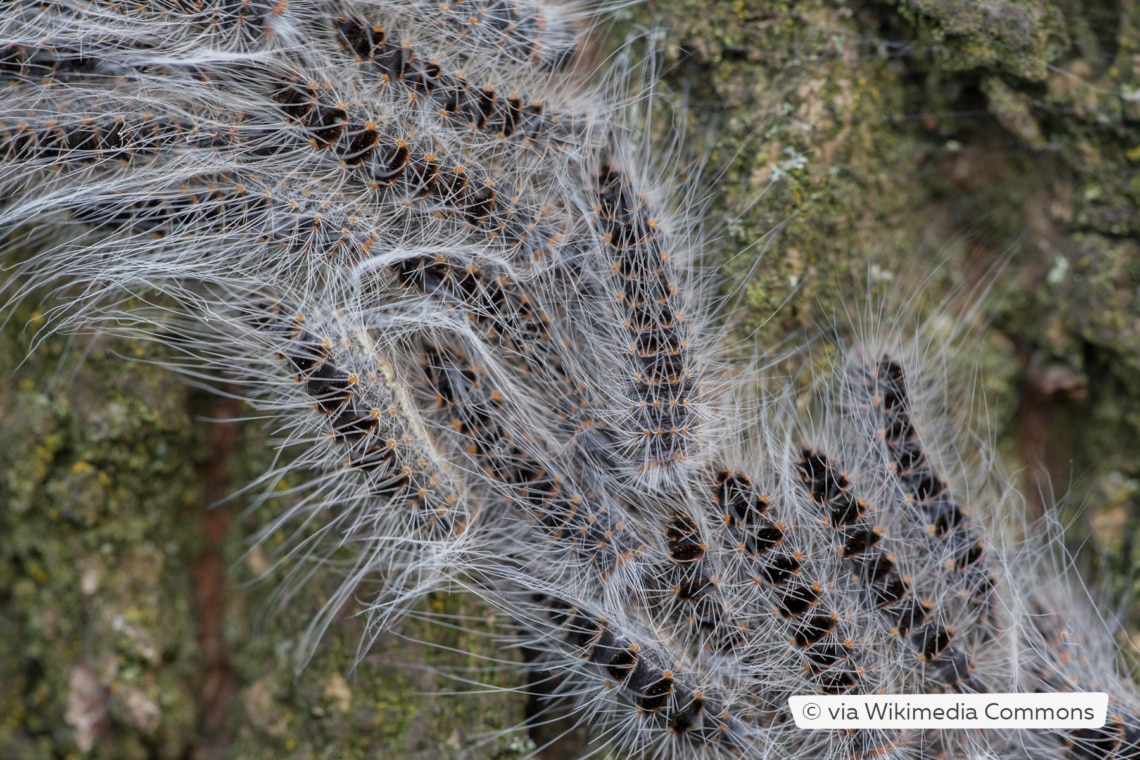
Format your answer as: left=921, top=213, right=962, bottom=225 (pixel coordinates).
left=2, top=1, right=1138, bottom=759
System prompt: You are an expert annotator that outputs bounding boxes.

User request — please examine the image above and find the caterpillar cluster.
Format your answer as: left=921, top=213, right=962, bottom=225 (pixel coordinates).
left=2, top=1, right=1138, bottom=758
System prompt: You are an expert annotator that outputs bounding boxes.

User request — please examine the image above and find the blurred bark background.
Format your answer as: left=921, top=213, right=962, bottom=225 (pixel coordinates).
left=2, top=0, right=1137, bottom=757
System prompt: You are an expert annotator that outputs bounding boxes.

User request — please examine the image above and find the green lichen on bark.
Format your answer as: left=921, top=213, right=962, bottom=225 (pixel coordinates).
left=0, top=298, right=204, bottom=759
left=222, top=586, right=531, bottom=760
left=890, top=0, right=1069, bottom=79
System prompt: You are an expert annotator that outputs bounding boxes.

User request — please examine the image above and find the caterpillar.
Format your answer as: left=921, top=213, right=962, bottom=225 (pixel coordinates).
left=1, top=1, right=1138, bottom=759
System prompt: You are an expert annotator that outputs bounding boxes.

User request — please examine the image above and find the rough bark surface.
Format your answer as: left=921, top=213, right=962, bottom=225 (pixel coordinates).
left=1, top=0, right=1137, bottom=757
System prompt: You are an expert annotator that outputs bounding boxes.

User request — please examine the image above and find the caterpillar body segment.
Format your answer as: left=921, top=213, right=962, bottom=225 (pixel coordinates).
left=252, top=299, right=465, bottom=534
left=705, top=468, right=873, bottom=698
left=581, top=157, right=711, bottom=490
left=794, top=448, right=981, bottom=694
left=333, top=14, right=592, bottom=148
left=408, top=0, right=584, bottom=71
left=267, top=69, right=577, bottom=264
left=389, top=252, right=645, bottom=483
left=410, top=335, right=652, bottom=602
left=236, top=296, right=482, bottom=657
left=859, top=356, right=996, bottom=633
left=476, top=577, right=763, bottom=758
left=2, top=0, right=328, bottom=60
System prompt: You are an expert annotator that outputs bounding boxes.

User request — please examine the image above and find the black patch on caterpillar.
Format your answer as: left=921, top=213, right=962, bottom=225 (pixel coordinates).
left=666, top=513, right=704, bottom=563
left=793, top=615, right=837, bottom=648
left=889, top=598, right=931, bottom=637
left=912, top=623, right=953, bottom=661
left=778, top=583, right=819, bottom=618
left=759, top=553, right=801, bottom=587
left=334, top=16, right=574, bottom=144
